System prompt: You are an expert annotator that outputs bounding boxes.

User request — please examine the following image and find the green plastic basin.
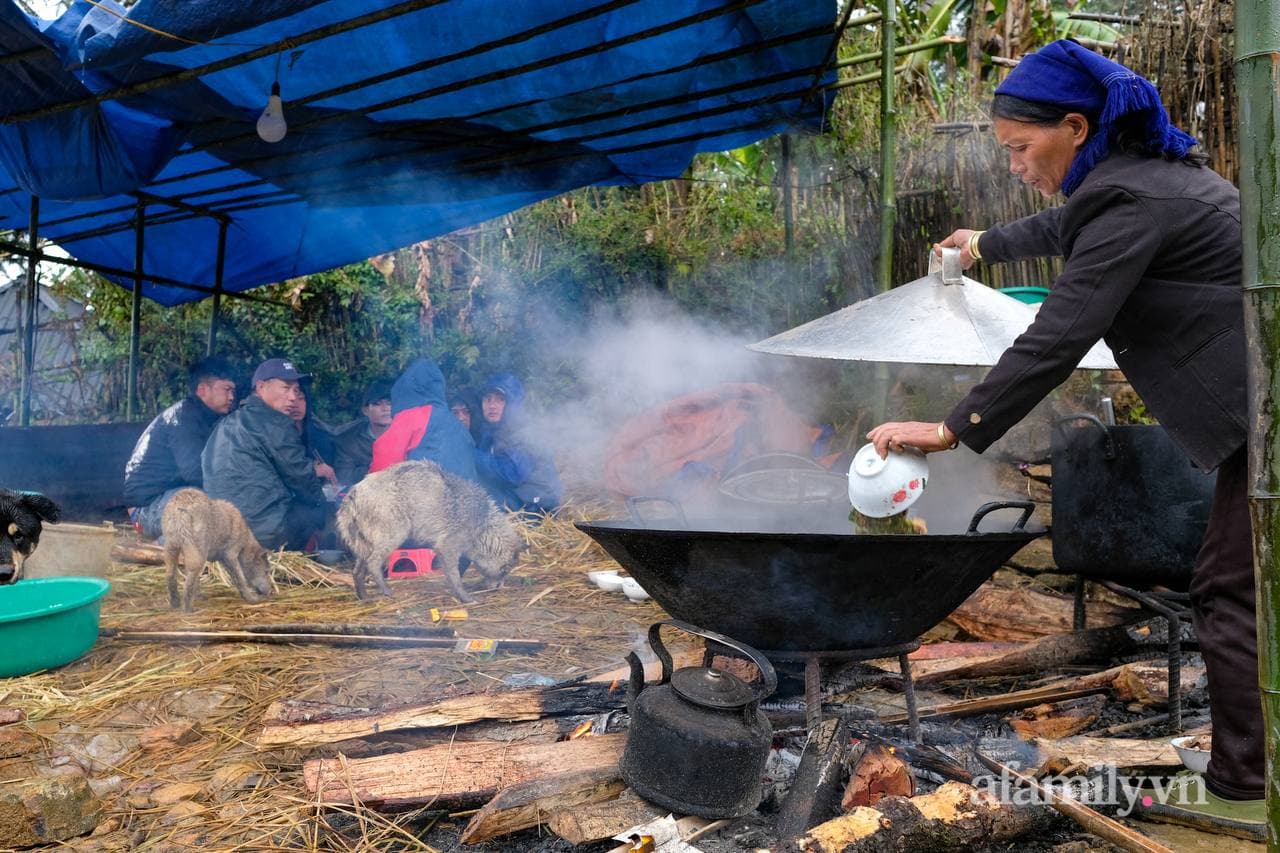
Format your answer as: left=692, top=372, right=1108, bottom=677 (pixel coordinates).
left=1000, top=286, right=1050, bottom=304
left=0, top=577, right=110, bottom=677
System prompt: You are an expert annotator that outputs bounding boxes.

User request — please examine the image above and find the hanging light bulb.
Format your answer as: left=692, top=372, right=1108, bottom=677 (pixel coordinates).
left=256, top=81, right=287, bottom=143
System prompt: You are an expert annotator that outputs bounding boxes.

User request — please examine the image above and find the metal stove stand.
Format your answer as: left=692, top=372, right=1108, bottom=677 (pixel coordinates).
left=705, top=641, right=923, bottom=743
left=1072, top=576, right=1193, bottom=730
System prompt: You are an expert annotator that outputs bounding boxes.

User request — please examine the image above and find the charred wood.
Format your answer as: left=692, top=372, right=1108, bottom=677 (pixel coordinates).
left=776, top=718, right=855, bottom=839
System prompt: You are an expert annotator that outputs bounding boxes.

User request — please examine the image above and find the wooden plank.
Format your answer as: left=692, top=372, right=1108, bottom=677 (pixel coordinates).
left=302, top=732, right=625, bottom=807
left=459, top=767, right=624, bottom=843
left=259, top=683, right=624, bottom=748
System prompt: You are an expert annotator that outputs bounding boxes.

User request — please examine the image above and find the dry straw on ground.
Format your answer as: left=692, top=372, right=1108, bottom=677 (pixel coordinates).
left=4, top=502, right=672, bottom=851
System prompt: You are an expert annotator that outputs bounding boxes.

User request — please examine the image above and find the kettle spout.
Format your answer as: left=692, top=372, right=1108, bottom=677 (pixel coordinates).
left=625, top=651, right=645, bottom=709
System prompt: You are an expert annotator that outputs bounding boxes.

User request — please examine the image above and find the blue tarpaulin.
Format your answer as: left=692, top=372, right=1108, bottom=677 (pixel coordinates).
left=0, top=0, right=836, bottom=305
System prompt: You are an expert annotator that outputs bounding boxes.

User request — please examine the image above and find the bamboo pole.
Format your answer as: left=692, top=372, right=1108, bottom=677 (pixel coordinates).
left=1236, top=0, right=1280, bottom=847
left=877, top=0, right=897, bottom=295
left=832, top=35, right=964, bottom=71
left=126, top=200, right=144, bottom=421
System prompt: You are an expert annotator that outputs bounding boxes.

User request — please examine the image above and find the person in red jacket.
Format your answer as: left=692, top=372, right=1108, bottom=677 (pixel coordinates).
left=369, top=357, right=477, bottom=481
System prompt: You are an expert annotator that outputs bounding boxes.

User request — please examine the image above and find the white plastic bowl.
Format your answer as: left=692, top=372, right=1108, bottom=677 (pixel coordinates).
left=588, top=570, right=624, bottom=591
left=847, top=443, right=929, bottom=518
left=1170, top=735, right=1211, bottom=774
left=620, top=577, right=651, bottom=601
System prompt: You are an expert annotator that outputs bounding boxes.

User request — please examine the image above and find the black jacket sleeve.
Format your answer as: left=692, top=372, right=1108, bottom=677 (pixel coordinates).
left=946, top=187, right=1160, bottom=451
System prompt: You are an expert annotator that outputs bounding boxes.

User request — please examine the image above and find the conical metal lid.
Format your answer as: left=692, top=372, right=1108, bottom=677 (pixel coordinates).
left=748, top=251, right=1117, bottom=369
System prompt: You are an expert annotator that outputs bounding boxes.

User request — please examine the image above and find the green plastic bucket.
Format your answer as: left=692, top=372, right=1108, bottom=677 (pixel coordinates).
left=1000, top=286, right=1050, bottom=304
left=0, top=577, right=110, bottom=677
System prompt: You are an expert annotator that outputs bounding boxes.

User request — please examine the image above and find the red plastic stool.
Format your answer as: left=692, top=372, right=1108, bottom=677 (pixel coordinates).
left=386, top=548, right=437, bottom=578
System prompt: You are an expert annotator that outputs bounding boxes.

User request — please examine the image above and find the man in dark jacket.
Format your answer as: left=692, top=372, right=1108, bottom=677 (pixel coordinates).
left=369, top=358, right=477, bottom=481
left=202, top=358, right=330, bottom=550
left=333, top=380, right=393, bottom=485
left=124, top=357, right=236, bottom=539
left=474, top=373, right=563, bottom=512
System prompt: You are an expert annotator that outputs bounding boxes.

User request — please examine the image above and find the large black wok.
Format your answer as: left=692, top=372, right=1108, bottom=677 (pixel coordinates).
left=576, top=501, right=1041, bottom=651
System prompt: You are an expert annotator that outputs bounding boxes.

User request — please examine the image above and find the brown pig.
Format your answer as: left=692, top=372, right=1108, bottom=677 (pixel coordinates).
left=161, top=488, right=273, bottom=611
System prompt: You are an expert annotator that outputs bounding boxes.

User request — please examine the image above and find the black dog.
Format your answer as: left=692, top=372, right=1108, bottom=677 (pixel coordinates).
left=0, top=490, right=61, bottom=584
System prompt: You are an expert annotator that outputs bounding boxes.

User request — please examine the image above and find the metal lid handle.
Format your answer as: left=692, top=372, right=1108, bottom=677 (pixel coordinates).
left=928, top=246, right=964, bottom=285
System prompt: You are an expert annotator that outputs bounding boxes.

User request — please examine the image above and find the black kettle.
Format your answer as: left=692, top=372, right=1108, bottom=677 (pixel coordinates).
left=621, top=620, right=777, bottom=819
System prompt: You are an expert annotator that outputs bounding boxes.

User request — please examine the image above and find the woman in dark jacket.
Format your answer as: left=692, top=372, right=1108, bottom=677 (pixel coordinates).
left=868, top=40, right=1259, bottom=829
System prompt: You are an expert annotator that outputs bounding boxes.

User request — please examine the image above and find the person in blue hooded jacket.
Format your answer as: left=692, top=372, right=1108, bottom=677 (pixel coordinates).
left=473, top=374, right=563, bottom=513
left=369, top=358, right=477, bottom=482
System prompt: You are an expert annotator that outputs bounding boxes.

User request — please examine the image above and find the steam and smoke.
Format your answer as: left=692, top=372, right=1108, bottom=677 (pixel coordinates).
left=482, top=292, right=1019, bottom=533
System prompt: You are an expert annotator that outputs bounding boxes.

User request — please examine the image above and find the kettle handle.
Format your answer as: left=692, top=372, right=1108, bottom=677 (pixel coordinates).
left=647, top=619, right=778, bottom=703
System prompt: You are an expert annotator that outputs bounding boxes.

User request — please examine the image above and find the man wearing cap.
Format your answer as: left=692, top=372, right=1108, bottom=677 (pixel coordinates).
left=867, top=40, right=1261, bottom=833
left=201, top=358, right=331, bottom=551
left=332, top=379, right=394, bottom=485
left=124, top=356, right=238, bottom=540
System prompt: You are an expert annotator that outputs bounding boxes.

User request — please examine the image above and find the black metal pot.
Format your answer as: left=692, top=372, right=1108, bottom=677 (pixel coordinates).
left=576, top=500, right=1040, bottom=651
left=1050, top=415, right=1216, bottom=586
left=622, top=621, right=777, bottom=819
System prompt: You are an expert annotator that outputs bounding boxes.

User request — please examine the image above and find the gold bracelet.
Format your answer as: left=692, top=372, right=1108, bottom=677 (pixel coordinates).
left=967, top=230, right=985, bottom=261
left=937, top=423, right=958, bottom=450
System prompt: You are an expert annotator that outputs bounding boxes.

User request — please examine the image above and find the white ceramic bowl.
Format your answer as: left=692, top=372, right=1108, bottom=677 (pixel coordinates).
left=1170, top=735, right=1211, bottom=774
left=620, top=577, right=651, bottom=601
left=847, top=443, right=929, bottom=518
left=588, top=570, right=625, bottom=592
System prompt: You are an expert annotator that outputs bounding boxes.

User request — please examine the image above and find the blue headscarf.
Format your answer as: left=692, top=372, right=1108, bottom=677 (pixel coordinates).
left=996, top=39, right=1197, bottom=196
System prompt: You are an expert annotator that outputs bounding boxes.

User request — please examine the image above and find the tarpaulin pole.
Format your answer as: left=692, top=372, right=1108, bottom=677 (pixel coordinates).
left=127, top=201, right=145, bottom=421
left=782, top=133, right=794, bottom=257
left=1236, top=0, right=1280, bottom=845
left=19, top=196, right=38, bottom=427
left=207, top=219, right=228, bottom=356
left=876, top=0, right=897, bottom=294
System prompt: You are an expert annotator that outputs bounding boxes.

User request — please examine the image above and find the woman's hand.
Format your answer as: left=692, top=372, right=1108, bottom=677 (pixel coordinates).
left=866, top=421, right=956, bottom=458
left=936, top=229, right=980, bottom=269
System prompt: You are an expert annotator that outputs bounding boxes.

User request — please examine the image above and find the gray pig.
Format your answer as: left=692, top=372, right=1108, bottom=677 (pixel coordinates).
left=161, top=488, right=273, bottom=611
left=336, top=460, right=523, bottom=602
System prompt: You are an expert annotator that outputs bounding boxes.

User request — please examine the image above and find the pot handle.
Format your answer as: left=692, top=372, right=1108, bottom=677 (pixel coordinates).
left=625, top=496, right=689, bottom=529
left=647, top=619, right=778, bottom=703
left=966, top=500, right=1036, bottom=534
left=1054, top=413, right=1116, bottom=460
